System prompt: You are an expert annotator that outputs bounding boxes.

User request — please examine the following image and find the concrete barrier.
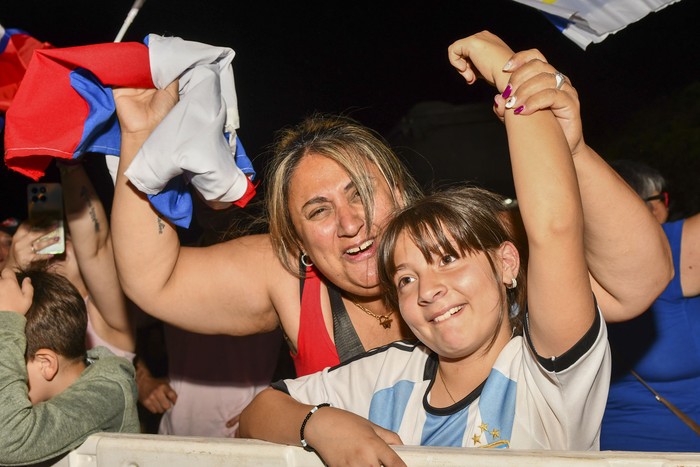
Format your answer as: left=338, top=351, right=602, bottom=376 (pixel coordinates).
left=52, top=433, right=700, bottom=467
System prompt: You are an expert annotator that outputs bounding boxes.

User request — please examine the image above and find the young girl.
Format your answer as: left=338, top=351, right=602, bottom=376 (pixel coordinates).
left=239, top=31, right=610, bottom=466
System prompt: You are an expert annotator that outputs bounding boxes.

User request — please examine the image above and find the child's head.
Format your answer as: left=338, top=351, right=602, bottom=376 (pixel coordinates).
left=378, top=186, right=525, bottom=357
left=16, top=268, right=87, bottom=404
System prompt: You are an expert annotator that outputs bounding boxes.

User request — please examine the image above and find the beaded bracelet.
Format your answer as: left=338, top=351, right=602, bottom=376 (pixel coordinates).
left=300, top=403, right=331, bottom=452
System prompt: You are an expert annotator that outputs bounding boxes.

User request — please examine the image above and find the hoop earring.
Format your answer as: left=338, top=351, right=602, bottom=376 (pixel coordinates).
left=507, top=277, right=517, bottom=289
left=301, top=253, right=313, bottom=268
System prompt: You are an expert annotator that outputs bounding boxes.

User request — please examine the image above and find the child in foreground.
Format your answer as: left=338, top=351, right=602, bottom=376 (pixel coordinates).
left=0, top=268, right=139, bottom=466
left=240, top=31, right=610, bottom=466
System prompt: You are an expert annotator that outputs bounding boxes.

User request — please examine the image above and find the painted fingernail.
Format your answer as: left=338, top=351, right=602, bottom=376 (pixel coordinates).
left=502, top=84, right=512, bottom=100
left=493, top=95, right=499, bottom=108
left=514, top=105, right=525, bottom=115
left=503, top=60, right=513, bottom=72
left=505, top=96, right=517, bottom=109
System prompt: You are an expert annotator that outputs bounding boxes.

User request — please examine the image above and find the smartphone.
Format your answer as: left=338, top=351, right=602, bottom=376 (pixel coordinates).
left=27, top=183, right=66, bottom=255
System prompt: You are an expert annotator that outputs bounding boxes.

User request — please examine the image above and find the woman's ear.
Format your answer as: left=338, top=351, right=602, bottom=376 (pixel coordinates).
left=34, top=349, right=60, bottom=381
left=498, top=241, right=520, bottom=286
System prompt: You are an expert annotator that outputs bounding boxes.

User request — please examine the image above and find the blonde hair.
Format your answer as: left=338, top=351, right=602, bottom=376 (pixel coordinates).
left=266, top=114, right=423, bottom=275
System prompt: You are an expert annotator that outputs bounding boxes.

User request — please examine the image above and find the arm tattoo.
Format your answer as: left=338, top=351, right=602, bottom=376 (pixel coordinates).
left=79, top=185, right=101, bottom=233
left=157, top=217, right=166, bottom=235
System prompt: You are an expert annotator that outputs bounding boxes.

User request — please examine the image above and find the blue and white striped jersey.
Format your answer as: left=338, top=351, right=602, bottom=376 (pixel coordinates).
left=273, top=307, right=610, bottom=450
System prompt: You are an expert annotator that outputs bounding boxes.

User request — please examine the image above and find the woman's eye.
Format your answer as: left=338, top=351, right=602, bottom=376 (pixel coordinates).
left=440, top=254, right=457, bottom=265
left=308, top=207, right=326, bottom=219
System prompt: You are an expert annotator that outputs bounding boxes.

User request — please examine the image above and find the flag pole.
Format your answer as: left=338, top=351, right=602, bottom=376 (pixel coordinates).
left=114, top=0, right=147, bottom=43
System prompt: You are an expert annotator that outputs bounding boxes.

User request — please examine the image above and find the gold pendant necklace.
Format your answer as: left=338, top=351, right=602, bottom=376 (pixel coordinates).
left=437, top=364, right=457, bottom=404
left=353, top=302, right=394, bottom=329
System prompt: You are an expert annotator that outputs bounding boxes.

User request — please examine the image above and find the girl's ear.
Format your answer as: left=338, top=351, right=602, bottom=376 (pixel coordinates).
left=498, top=241, right=520, bottom=286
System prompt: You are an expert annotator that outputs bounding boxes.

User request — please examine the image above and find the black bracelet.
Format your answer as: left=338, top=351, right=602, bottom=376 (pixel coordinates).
left=300, top=403, right=331, bottom=452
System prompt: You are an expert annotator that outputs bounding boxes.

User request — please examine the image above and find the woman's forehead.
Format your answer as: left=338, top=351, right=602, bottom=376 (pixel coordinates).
left=289, top=154, right=382, bottom=194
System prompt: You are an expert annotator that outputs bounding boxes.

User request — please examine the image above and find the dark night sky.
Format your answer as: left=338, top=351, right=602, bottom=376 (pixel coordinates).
left=2, top=0, right=699, bottom=220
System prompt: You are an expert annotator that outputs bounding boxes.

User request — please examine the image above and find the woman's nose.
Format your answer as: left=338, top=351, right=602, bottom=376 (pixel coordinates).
left=336, top=203, right=364, bottom=238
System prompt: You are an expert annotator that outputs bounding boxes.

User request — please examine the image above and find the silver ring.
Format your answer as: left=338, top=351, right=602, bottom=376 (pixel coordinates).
left=554, top=71, right=566, bottom=90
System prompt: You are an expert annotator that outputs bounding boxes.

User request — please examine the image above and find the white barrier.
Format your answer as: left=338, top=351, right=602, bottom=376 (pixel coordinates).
left=52, top=433, right=700, bottom=467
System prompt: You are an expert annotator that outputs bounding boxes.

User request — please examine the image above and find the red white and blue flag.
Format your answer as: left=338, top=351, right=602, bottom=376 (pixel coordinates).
left=3, top=34, right=256, bottom=228
left=0, top=25, right=53, bottom=112
left=4, top=41, right=152, bottom=176
left=0, top=25, right=53, bottom=130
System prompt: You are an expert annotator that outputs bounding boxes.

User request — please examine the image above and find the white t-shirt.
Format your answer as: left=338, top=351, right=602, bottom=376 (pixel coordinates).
left=273, top=307, right=610, bottom=450
left=159, top=326, right=282, bottom=437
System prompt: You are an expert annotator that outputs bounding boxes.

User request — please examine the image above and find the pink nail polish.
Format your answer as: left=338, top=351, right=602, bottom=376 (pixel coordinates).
left=514, top=105, right=524, bottom=115
left=502, top=84, right=512, bottom=100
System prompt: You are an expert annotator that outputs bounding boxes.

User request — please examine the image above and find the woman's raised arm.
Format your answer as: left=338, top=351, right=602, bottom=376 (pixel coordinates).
left=492, top=49, right=673, bottom=323
left=111, top=84, right=282, bottom=336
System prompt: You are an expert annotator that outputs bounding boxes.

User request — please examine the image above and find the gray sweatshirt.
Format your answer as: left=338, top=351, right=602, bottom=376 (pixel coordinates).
left=0, top=312, right=139, bottom=466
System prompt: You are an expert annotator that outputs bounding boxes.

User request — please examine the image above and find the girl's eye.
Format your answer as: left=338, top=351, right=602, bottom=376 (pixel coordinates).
left=397, top=276, right=415, bottom=289
left=440, top=254, right=457, bottom=265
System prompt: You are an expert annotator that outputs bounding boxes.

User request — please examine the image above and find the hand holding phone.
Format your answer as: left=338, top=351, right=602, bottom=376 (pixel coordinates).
left=27, top=183, right=66, bottom=255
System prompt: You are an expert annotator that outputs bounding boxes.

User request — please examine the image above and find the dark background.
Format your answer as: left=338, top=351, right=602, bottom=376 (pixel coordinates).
left=2, top=0, right=699, bottom=224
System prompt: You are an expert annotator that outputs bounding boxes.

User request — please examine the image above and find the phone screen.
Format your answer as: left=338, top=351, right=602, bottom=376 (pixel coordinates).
left=27, top=183, right=66, bottom=255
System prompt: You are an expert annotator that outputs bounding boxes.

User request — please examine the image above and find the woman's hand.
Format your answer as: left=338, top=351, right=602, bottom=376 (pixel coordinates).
left=113, top=81, right=179, bottom=137
left=306, top=407, right=406, bottom=467
left=6, top=221, right=60, bottom=270
left=494, top=50, right=585, bottom=156
left=112, top=80, right=179, bottom=170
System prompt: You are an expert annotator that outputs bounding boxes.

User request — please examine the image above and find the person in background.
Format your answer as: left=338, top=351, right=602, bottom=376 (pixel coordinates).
left=5, top=161, right=135, bottom=360
left=602, top=159, right=700, bottom=451
left=137, top=327, right=282, bottom=437
left=0, top=267, right=139, bottom=466
left=239, top=31, right=610, bottom=465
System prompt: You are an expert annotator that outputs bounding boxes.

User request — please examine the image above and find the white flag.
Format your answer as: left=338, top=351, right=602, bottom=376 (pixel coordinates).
left=513, top=0, right=683, bottom=49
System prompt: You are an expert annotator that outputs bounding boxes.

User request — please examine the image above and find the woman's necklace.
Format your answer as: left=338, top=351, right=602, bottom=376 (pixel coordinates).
left=353, top=302, right=394, bottom=329
left=437, top=364, right=457, bottom=404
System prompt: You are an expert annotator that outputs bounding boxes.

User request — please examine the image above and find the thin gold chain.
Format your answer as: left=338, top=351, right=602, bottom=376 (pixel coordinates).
left=437, top=364, right=457, bottom=404
left=353, top=302, right=394, bottom=329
